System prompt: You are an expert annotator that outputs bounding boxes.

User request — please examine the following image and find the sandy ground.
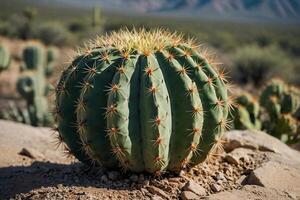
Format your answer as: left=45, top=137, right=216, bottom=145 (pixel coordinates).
left=0, top=120, right=300, bottom=200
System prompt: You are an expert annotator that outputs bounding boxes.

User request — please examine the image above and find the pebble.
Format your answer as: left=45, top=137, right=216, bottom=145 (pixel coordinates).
left=101, top=175, right=109, bottom=183
left=183, top=180, right=206, bottom=196
left=236, top=175, right=247, bottom=185
left=129, top=174, right=139, bottom=182
left=138, top=174, right=145, bottom=183
left=151, top=195, right=163, bottom=200
left=107, top=171, right=120, bottom=181
left=18, top=147, right=43, bottom=159
left=147, top=186, right=169, bottom=199
left=214, top=172, right=226, bottom=181
left=143, top=180, right=150, bottom=187
left=180, top=191, right=199, bottom=200
left=211, top=184, right=223, bottom=192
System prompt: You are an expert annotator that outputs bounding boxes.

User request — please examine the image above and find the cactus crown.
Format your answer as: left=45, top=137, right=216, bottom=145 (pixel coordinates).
left=79, top=28, right=199, bottom=55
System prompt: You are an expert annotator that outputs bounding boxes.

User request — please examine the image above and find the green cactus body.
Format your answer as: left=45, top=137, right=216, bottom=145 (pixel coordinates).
left=0, top=101, right=31, bottom=124
left=23, top=44, right=45, bottom=70
left=233, top=93, right=261, bottom=130
left=0, top=45, right=10, bottom=72
left=260, top=79, right=300, bottom=143
left=54, top=29, right=231, bottom=173
left=16, top=43, right=52, bottom=126
left=46, top=47, right=58, bottom=77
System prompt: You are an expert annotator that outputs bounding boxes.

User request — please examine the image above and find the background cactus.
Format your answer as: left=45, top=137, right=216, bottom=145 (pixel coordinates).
left=16, top=43, right=52, bottom=126
left=0, top=43, right=56, bottom=126
left=260, top=79, right=300, bottom=143
left=45, top=47, right=58, bottom=77
left=233, top=93, right=261, bottom=130
left=92, top=6, right=101, bottom=29
left=54, top=29, right=232, bottom=173
left=0, top=101, right=31, bottom=124
left=0, top=44, right=10, bottom=73
left=22, top=43, right=45, bottom=70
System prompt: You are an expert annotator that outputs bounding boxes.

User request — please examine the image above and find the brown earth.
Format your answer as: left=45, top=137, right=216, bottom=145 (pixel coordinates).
left=0, top=120, right=300, bottom=200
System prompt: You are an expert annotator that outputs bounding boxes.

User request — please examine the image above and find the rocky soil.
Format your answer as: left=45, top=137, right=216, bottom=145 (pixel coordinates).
left=0, top=120, right=300, bottom=200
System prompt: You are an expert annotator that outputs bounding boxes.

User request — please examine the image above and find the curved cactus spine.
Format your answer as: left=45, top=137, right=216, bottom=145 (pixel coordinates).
left=54, top=29, right=232, bottom=173
left=0, top=45, right=10, bottom=73
left=233, top=93, right=261, bottom=130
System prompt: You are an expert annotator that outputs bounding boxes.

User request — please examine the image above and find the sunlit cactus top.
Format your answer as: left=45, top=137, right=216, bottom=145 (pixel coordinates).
left=54, top=28, right=233, bottom=174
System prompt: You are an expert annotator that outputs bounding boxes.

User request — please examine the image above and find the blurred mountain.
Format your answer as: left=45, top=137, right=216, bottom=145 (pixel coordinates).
left=29, top=0, right=300, bottom=22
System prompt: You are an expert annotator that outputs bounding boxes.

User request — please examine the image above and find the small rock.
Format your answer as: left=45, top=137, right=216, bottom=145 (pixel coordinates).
left=143, top=180, right=150, bottom=187
left=151, top=195, right=163, bottom=200
left=183, top=180, right=206, bottom=196
left=179, top=170, right=185, bottom=177
left=225, top=148, right=253, bottom=165
left=138, top=174, right=145, bottom=183
left=108, top=171, right=120, bottom=180
left=211, top=184, right=222, bottom=192
left=140, top=188, right=149, bottom=196
left=101, top=175, right=108, bottom=183
left=18, top=147, right=43, bottom=159
left=129, top=174, right=139, bottom=182
left=236, top=175, right=247, bottom=185
left=168, top=177, right=181, bottom=184
left=180, top=191, right=199, bottom=200
left=147, top=186, right=169, bottom=199
left=214, top=172, right=226, bottom=181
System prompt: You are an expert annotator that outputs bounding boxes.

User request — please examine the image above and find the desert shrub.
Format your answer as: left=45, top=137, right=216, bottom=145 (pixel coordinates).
left=209, top=31, right=238, bottom=51
left=68, top=20, right=88, bottom=33
left=255, top=32, right=274, bottom=47
left=34, top=23, right=72, bottom=46
left=1, top=14, right=34, bottom=39
left=230, top=45, right=293, bottom=86
left=279, top=36, right=300, bottom=57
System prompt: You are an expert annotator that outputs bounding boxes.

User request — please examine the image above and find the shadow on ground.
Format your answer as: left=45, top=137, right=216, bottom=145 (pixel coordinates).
left=0, top=161, right=136, bottom=199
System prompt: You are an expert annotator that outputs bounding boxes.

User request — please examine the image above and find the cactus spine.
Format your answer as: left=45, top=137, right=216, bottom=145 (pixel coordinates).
left=54, top=29, right=232, bottom=173
left=233, top=93, right=261, bottom=130
left=260, top=79, right=300, bottom=143
left=0, top=45, right=10, bottom=73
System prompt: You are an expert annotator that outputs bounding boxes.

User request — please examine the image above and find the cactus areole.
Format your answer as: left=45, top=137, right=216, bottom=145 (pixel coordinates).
left=54, top=29, right=232, bottom=174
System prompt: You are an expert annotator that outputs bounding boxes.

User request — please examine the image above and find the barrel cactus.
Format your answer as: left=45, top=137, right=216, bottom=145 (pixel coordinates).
left=233, top=93, right=261, bottom=130
left=0, top=44, right=10, bottom=73
left=54, top=29, right=232, bottom=173
left=260, top=79, right=300, bottom=143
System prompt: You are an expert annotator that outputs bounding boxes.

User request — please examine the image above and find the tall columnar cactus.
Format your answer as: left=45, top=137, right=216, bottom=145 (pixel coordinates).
left=16, top=43, right=52, bottom=126
left=260, top=79, right=300, bottom=143
left=92, top=6, right=101, bottom=29
left=54, top=29, right=232, bottom=173
left=233, top=93, right=261, bottom=130
left=0, top=45, right=10, bottom=73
